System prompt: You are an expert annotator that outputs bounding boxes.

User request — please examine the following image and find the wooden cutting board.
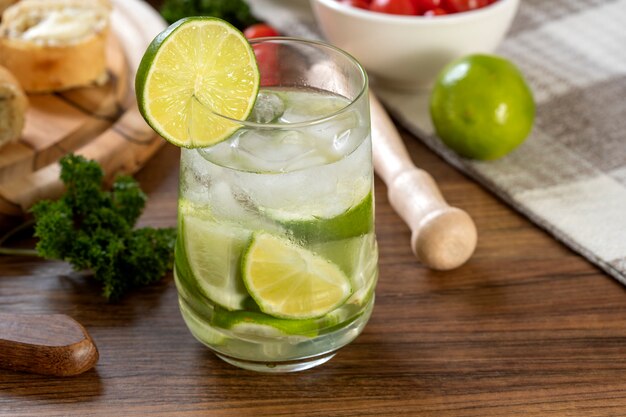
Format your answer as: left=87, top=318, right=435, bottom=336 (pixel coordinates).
left=0, top=0, right=167, bottom=220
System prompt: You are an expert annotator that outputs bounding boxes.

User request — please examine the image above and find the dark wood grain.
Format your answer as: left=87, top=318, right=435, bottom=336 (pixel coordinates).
left=1, top=2, right=626, bottom=416
left=2, top=130, right=626, bottom=416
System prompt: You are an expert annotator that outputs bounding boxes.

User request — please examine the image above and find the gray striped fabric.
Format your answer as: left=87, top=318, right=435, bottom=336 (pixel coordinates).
left=251, top=0, right=626, bottom=284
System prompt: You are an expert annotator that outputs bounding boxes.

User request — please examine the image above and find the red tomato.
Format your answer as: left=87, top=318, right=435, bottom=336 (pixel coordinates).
left=243, top=24, right=280, bottom=39
left=369, top=0, right=417, bottom=15
left=411, top=0, right=441, bottom=14
left=244, top=24, right=280, bottom=85
left=338, top=0, right=371, bottom=9
left=253, top=44, right=279, bottom=86
left=441, top=0, right=491, bottom=13
left=423, top=7, right=447, bottom=16
left=468, top=0, right=489, bottom=8
left=441, top=0, right=469, bottom=13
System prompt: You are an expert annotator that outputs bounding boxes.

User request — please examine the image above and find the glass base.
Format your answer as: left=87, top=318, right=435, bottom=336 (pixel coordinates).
left=214, top=350, right=337, bottom=373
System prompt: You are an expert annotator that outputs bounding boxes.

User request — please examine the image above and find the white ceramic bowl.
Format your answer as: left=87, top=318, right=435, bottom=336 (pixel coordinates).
left=310, top=0, right=519, bottom=91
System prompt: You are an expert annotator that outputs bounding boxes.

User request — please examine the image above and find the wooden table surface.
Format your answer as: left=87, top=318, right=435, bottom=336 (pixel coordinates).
left=3, top=132, right=626, bottom=416
left=3, top=3, right=626, bottom=417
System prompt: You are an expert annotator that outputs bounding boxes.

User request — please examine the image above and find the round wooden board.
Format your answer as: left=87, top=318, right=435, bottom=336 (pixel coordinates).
left=0, top=0, right=167, bottom=223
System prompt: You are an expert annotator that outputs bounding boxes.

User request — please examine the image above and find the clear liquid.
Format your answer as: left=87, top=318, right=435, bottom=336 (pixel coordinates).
left=175, top=87, right=378, bottom=371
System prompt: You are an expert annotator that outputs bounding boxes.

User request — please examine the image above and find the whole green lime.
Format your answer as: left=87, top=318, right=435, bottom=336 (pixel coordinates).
left=429, top=54, right=535, bottom=160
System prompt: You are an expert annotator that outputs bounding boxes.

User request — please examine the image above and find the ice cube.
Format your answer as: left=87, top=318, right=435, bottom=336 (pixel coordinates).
left=209, top=181, right=245, bottom=219
left=248, top=91, right=285, bottom=124
left=333, top=129, right=352, bottom=154
left=204, top=172, right=244, bottom=207
left=283, top=151, right=328, bottom=172
left=234, top=129, right=321, bottom=171
left=231, top=183, right=261, bottom=215
left=208, top=179, right=278, bottom=230
left=278, top=89, right=347, bottom=124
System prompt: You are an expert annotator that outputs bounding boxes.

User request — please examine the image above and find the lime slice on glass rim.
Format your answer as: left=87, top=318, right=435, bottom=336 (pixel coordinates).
left=242, top=232, right=352, bottom=320
left=135, top=17, right=260, bottom=147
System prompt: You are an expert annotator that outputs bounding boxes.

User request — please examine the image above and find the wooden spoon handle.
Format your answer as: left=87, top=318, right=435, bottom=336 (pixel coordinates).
left=370, top=94, right=477, bottom=270
left=0, top=312, right=98, bottom=376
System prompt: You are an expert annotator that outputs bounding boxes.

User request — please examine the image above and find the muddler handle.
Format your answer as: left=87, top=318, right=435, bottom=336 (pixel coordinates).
left=0, top=312, right=98, bottom=376
left=370, top=94, right=477, bottom=270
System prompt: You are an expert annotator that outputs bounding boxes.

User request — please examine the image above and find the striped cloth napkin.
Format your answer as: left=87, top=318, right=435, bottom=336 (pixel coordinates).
left=250, top=0, right=626, bottom=285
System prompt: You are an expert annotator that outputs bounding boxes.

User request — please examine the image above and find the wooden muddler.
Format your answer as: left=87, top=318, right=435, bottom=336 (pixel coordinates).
left=370, top=94, right=477, bottom=270
left=0, top=313, right=98, bottom=376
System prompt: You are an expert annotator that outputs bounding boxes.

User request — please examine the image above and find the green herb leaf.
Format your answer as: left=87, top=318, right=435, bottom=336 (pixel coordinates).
left=160, top=0, right=257, bottom=29
left=31, top=154, right=176, bottom=300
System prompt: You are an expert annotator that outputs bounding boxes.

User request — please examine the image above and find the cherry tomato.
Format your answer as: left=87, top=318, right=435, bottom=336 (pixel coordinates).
left=252, top=44, right=279, bottom=86
left=442, top=0, right=490, bottom=13
left=244, top=24, right=281, bottom=86
left=423, top=7, right=447, bottom=16
left=369, top=0, right=417, bottom=15
left=410, top=0, right=441, bottom=14
left=243, top=24, right=280, bottom=39
left=338, top=0, right=371, bottom=9
left=441, top=0, right=469, bottom=12
left=468, top=0, right=490, bottom=8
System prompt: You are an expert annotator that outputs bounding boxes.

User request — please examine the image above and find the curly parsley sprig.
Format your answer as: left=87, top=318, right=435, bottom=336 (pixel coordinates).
left=160, top=0, right=257, bottom=29
left=1, top=155, right=177, bottom=300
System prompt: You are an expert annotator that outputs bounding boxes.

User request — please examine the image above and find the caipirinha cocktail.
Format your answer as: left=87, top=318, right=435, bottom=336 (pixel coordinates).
left=136, top=18, right=378, bottom=372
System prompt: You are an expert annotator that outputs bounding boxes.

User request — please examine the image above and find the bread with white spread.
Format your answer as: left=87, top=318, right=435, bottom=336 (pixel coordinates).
left=0, top=65, right=27, bottom=148
left=0, top=0, right=110, bottom=93
left=0, top=0, right=19, bottom=17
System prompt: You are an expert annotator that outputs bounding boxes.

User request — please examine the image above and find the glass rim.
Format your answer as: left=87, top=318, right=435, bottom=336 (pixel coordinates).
left=210, top=37, right=369, bottom=129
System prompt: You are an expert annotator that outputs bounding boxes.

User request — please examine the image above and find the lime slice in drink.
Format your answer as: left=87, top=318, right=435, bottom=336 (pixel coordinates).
left=310, top=232, right=376, bottom=280
left=215, top=309, right=357, bottom=341
left=266, top=191, right=374, bottom=244
left=212, top=306, right=320, bottom=339
left=178, top=295, right=227, bottom=346
left=136, top=17, right=260, bottom=147
left=242, top=232, right=352, bottom=319
left=182, top=214, right=252, bottom=310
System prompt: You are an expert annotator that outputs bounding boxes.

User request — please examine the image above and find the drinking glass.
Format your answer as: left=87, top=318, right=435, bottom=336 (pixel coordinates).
left=174, top=38, right=378, bottom=372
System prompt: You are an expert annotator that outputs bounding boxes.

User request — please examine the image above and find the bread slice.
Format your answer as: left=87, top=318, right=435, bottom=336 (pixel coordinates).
left=0, top=0, right=110, bottom=93
left=0, top=65, right=27, bottom=148
left=0, top=0, right=19, bottom=17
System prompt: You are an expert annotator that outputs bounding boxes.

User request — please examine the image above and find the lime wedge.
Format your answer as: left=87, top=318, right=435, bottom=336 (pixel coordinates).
left=136, top=17, right=260, bottom=147
left=266, top=191, right=374, bottom=244
left=212, top=306, right=320, bottom=339
left=242, top=232, right=352, bottom=319
left=310, top=233, right=376, bottom=280
left=178, top=295, right=227, bottom=346
left=182, top=214, right=252, bottom=310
